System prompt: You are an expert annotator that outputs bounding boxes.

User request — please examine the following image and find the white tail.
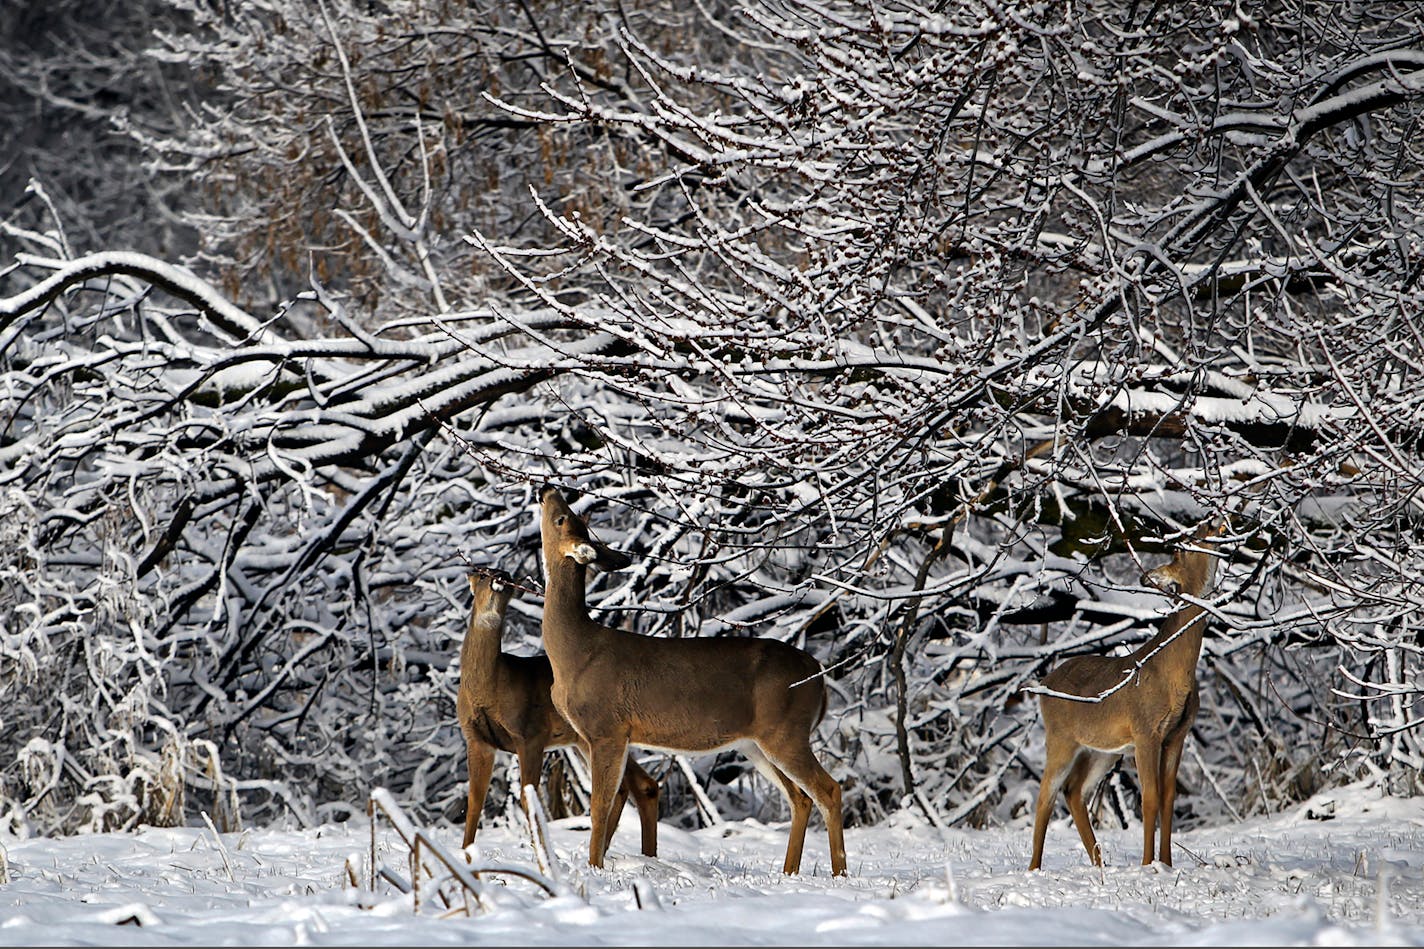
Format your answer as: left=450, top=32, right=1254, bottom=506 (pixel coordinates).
left=1028, top=523, right=1223, bottom=870
left=455, top=567, right=659, bottom=855
left=537, top=486, right=846, bottom=876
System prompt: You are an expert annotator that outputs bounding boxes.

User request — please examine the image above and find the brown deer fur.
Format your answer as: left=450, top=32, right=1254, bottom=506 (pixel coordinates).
left=456, top=568, right=659, bottom=855
left=537, top=486, right=847, bottom=876
left=1028, top=524, right=1221, bottom=870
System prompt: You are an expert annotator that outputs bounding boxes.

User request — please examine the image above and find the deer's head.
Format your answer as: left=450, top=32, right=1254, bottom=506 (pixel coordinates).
left=1144, top=519, right=1225, bottom=599
left=540, top=485, right=634, bottom=572
left=468, top=567, right=517, bottom=616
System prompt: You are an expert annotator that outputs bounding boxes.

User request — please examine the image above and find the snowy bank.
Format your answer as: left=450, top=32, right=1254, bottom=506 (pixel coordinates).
left=0, top=780, right=1420, bottom=945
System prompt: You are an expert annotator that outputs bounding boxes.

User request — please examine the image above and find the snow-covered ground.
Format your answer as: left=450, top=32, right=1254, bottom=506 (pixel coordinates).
left=1, top=778, right=1420, bottom=946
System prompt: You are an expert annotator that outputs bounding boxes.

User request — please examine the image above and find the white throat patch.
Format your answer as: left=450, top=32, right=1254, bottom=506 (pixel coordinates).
left=569, top=543, right=598, bottom=564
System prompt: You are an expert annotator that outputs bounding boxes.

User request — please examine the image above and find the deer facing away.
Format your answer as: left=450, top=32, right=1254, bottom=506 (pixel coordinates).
left=1028, top=524, right=1221, bottom=870
left=537, top=486, right=846, bottom=876
left=456, top=568, right=659, bottom=855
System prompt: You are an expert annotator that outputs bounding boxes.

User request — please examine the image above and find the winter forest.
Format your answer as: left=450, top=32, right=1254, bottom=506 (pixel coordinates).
left=3, top=0, right=1424, bottom=913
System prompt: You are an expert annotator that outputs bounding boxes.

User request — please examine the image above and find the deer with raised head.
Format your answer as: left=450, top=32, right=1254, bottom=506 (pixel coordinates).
left=537, top=485, right=847, bottom=876
left=456, top=567, right=660, bottom=855
left=1028, top=523, right=1222, bottom=871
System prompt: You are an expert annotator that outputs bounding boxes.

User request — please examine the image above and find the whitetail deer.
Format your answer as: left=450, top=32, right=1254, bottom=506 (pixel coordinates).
left=456, top=568, right=659, bottom=856
left=1028, top=523, right=1222, bottom=870
left=537, top=486, right=847, bottom=876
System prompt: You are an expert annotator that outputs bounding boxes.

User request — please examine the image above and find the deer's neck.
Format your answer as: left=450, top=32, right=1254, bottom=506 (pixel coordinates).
left=541, top=558, right=593, bottom=656
left=1135, top=546, right=1217, bottom=688
left=460, top=609, right=504, bottom=697
left=1134, top=603, right=1208, bottom=689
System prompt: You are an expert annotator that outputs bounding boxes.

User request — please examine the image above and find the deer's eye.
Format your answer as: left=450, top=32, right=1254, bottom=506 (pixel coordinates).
left=555, top=515, right=566, bottom=526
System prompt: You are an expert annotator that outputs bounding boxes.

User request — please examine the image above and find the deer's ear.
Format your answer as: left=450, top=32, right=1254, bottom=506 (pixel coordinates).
left=589, top=540, right=633, bottom=572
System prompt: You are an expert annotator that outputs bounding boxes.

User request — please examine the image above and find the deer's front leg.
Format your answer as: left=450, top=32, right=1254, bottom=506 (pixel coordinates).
left=1158, top=692, right=1198, bottom=866
left=1134, top=736, right=1163, bottom=866
left=463, top=740, right=496, bottom=849
left=585, top=739, right=630, bottom=868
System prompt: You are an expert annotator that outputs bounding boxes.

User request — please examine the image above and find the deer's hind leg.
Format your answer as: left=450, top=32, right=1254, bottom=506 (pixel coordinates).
left=1063, top=749, right=1118, bottom=868
left=742, top=744, right=815, bottom=875
left=622, top=758, right=660, bottom=857
left=1030, top=730, right=1078, bottom=870
left=756, top=737, right=846, bottom=877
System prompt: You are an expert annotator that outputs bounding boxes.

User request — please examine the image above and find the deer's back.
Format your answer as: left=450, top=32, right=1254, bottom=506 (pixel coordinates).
left=551, top=629, right=826, bottom=753
left=1039, top=652, right=1193, bottom=749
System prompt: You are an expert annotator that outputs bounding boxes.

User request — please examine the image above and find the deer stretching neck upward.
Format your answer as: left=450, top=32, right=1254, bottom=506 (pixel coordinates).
left=1028, top=524, right=1222, bottom=871
left=459, top=571, right=510, bottom=705
left=455, top=569, right=659, bottom=855
left=538, top=486, right=847, bottom=876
